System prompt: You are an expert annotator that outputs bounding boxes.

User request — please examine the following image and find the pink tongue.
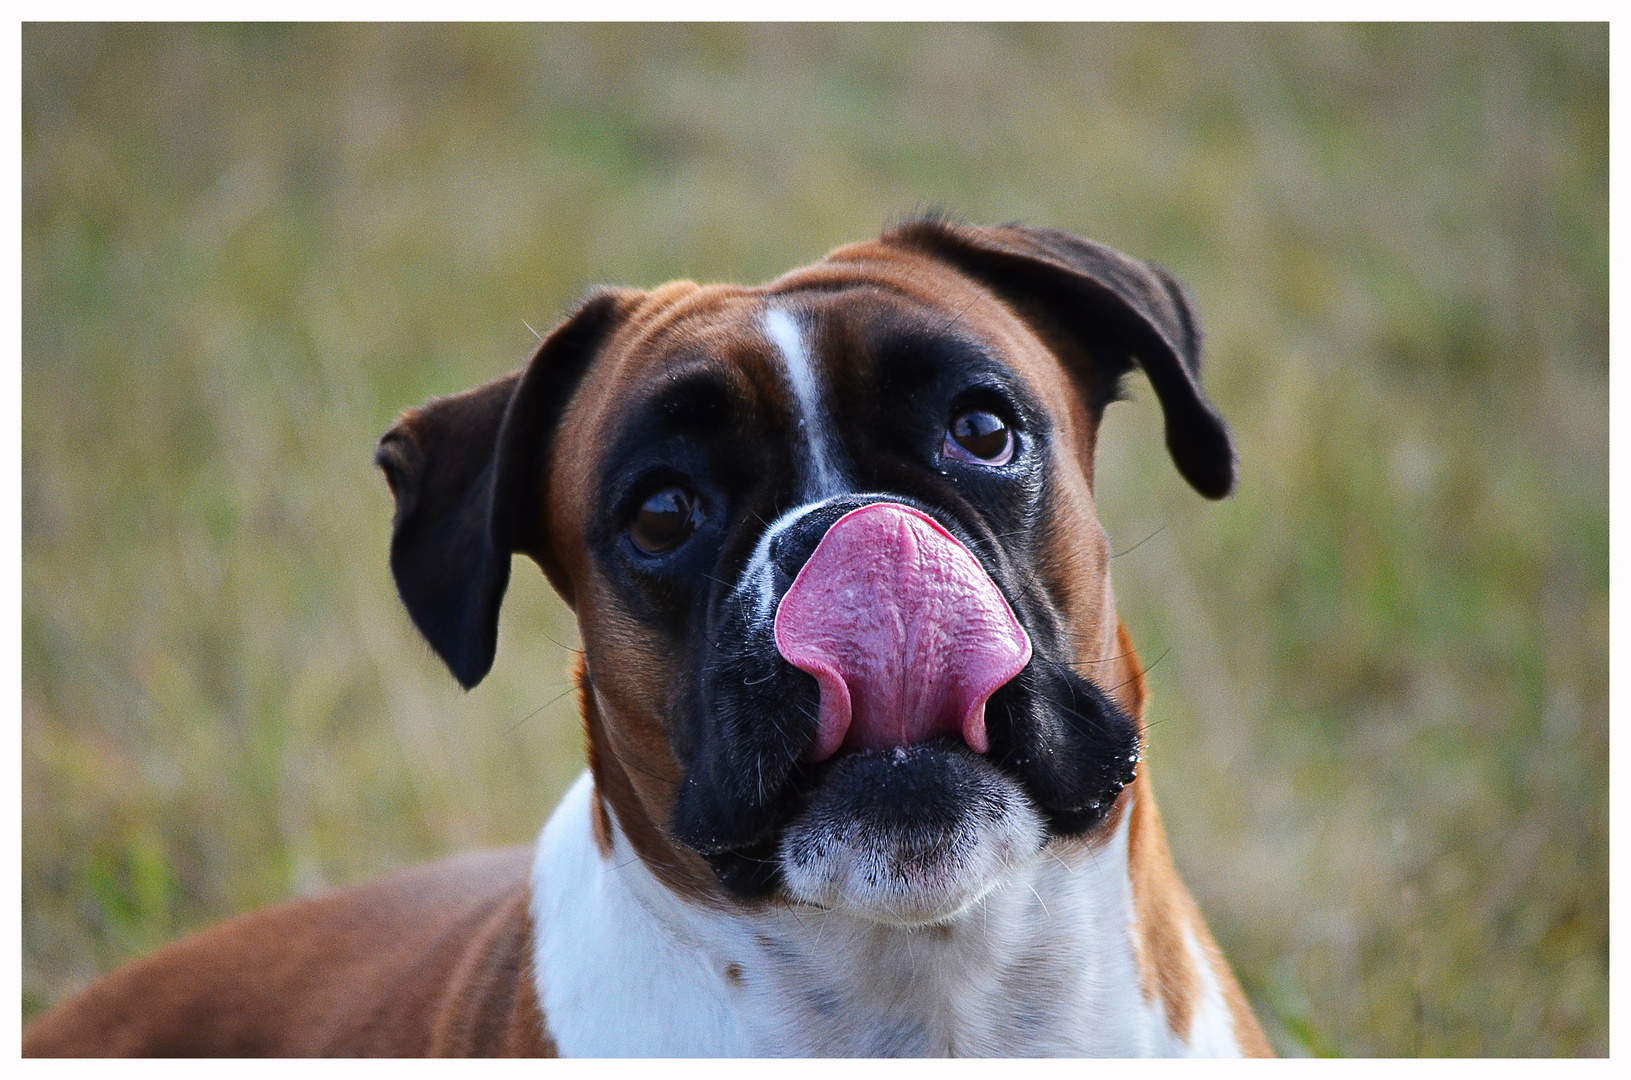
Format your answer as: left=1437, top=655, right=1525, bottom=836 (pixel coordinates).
left=773, top=503, right=1032, bottom=762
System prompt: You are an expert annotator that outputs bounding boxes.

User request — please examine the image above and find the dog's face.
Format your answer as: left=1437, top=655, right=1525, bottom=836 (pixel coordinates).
left=377, top=219, right=1234, bottom=925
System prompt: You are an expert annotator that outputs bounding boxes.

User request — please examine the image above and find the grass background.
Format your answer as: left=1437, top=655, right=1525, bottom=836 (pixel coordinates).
left=20, top=24, right=1607, bottom=1056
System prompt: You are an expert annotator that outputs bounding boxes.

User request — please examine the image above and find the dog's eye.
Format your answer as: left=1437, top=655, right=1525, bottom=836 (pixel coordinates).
left=943, top=410, right=1014, bottom=466
left=630, top=486, right=701, bottom=555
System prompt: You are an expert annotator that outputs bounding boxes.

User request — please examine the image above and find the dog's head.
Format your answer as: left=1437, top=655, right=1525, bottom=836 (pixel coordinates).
left=376, top=219, right=1234, bottom=924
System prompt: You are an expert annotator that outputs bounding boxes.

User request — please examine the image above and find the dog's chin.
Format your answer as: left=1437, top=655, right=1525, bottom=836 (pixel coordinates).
left=774, top=740, right=1046, bottom=927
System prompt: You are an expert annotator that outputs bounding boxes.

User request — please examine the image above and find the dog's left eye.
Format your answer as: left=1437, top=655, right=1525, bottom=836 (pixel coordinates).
left=629, top=486, right=702, bottom=555
left=943, top=410, right=1014, bottom=466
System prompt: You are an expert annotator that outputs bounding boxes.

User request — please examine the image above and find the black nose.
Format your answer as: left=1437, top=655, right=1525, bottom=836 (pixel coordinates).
left=768, top=495, right=927, bottom=581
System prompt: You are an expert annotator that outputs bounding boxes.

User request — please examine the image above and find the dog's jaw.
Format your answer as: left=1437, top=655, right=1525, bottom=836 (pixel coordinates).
left=776, top=742, right=1047, bottom=926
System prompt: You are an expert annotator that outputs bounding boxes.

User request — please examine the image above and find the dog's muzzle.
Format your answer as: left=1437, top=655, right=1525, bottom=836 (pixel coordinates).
left=671, top=493, right=1141, bottom=903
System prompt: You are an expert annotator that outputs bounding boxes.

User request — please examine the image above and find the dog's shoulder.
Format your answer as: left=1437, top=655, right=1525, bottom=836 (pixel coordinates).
left=23, top=847, right=555, bottom=1057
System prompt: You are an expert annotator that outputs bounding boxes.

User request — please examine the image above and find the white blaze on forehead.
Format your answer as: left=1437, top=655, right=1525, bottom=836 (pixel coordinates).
left=762, top=308, right=843, bottom=497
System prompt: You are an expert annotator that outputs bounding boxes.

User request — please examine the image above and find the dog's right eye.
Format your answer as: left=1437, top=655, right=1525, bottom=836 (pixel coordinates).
left=629, top=485, right=702, bottom=555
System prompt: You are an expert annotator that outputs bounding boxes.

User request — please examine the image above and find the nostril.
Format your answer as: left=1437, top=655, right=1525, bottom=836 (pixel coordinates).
left=769, top=533, right=806, bottom=579
left=767, top=499, right=873, bottom=579
left=769, top=517, right=838, bottom=579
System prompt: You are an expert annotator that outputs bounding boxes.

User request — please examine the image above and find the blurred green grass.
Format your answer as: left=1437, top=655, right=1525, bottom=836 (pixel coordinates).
left=21, top=24, right=1606, bottom=1056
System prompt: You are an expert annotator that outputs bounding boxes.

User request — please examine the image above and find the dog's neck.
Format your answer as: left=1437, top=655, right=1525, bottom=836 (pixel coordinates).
left=529, top=770, right=1249, bottom=1056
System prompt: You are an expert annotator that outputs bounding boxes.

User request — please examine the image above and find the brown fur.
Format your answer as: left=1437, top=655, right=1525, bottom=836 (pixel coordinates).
left=1107, top=621, right=1271, bottom=1057
left=1125, top=782, right=1272, bottom=1056
left=23, top=849, right=554, bottom=1057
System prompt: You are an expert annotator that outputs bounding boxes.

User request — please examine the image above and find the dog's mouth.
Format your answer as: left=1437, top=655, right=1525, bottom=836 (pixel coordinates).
left=775, top=739, right=1046, bottom=924
left=670, top=497, right=1141, bottom=919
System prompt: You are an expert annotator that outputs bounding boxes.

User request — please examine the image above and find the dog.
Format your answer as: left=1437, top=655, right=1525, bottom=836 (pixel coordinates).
left=24, top=218, right=1271, bottom=1057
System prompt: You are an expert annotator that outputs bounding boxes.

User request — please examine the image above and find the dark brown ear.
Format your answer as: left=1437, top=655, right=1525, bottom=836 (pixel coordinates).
left=375, top=289, right=636, bottom=689
left=882, top=217, right=1236, bottom=499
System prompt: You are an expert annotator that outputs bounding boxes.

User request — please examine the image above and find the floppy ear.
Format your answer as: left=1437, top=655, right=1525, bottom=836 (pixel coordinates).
left=882, top=217, right=1236, bottom=499
left=375, top=289, right=637, bottom=689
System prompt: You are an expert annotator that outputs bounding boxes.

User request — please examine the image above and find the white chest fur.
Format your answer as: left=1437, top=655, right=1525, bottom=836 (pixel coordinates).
left=531, top=771, right=1239, bottom=1057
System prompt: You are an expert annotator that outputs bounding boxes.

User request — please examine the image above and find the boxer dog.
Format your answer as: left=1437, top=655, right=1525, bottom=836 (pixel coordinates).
left=24, top=218, right=1272, bottom=1057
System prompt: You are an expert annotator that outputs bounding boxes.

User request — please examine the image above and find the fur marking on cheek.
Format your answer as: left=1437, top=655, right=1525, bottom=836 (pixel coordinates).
left=763, top=308, right=843, bottom=498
